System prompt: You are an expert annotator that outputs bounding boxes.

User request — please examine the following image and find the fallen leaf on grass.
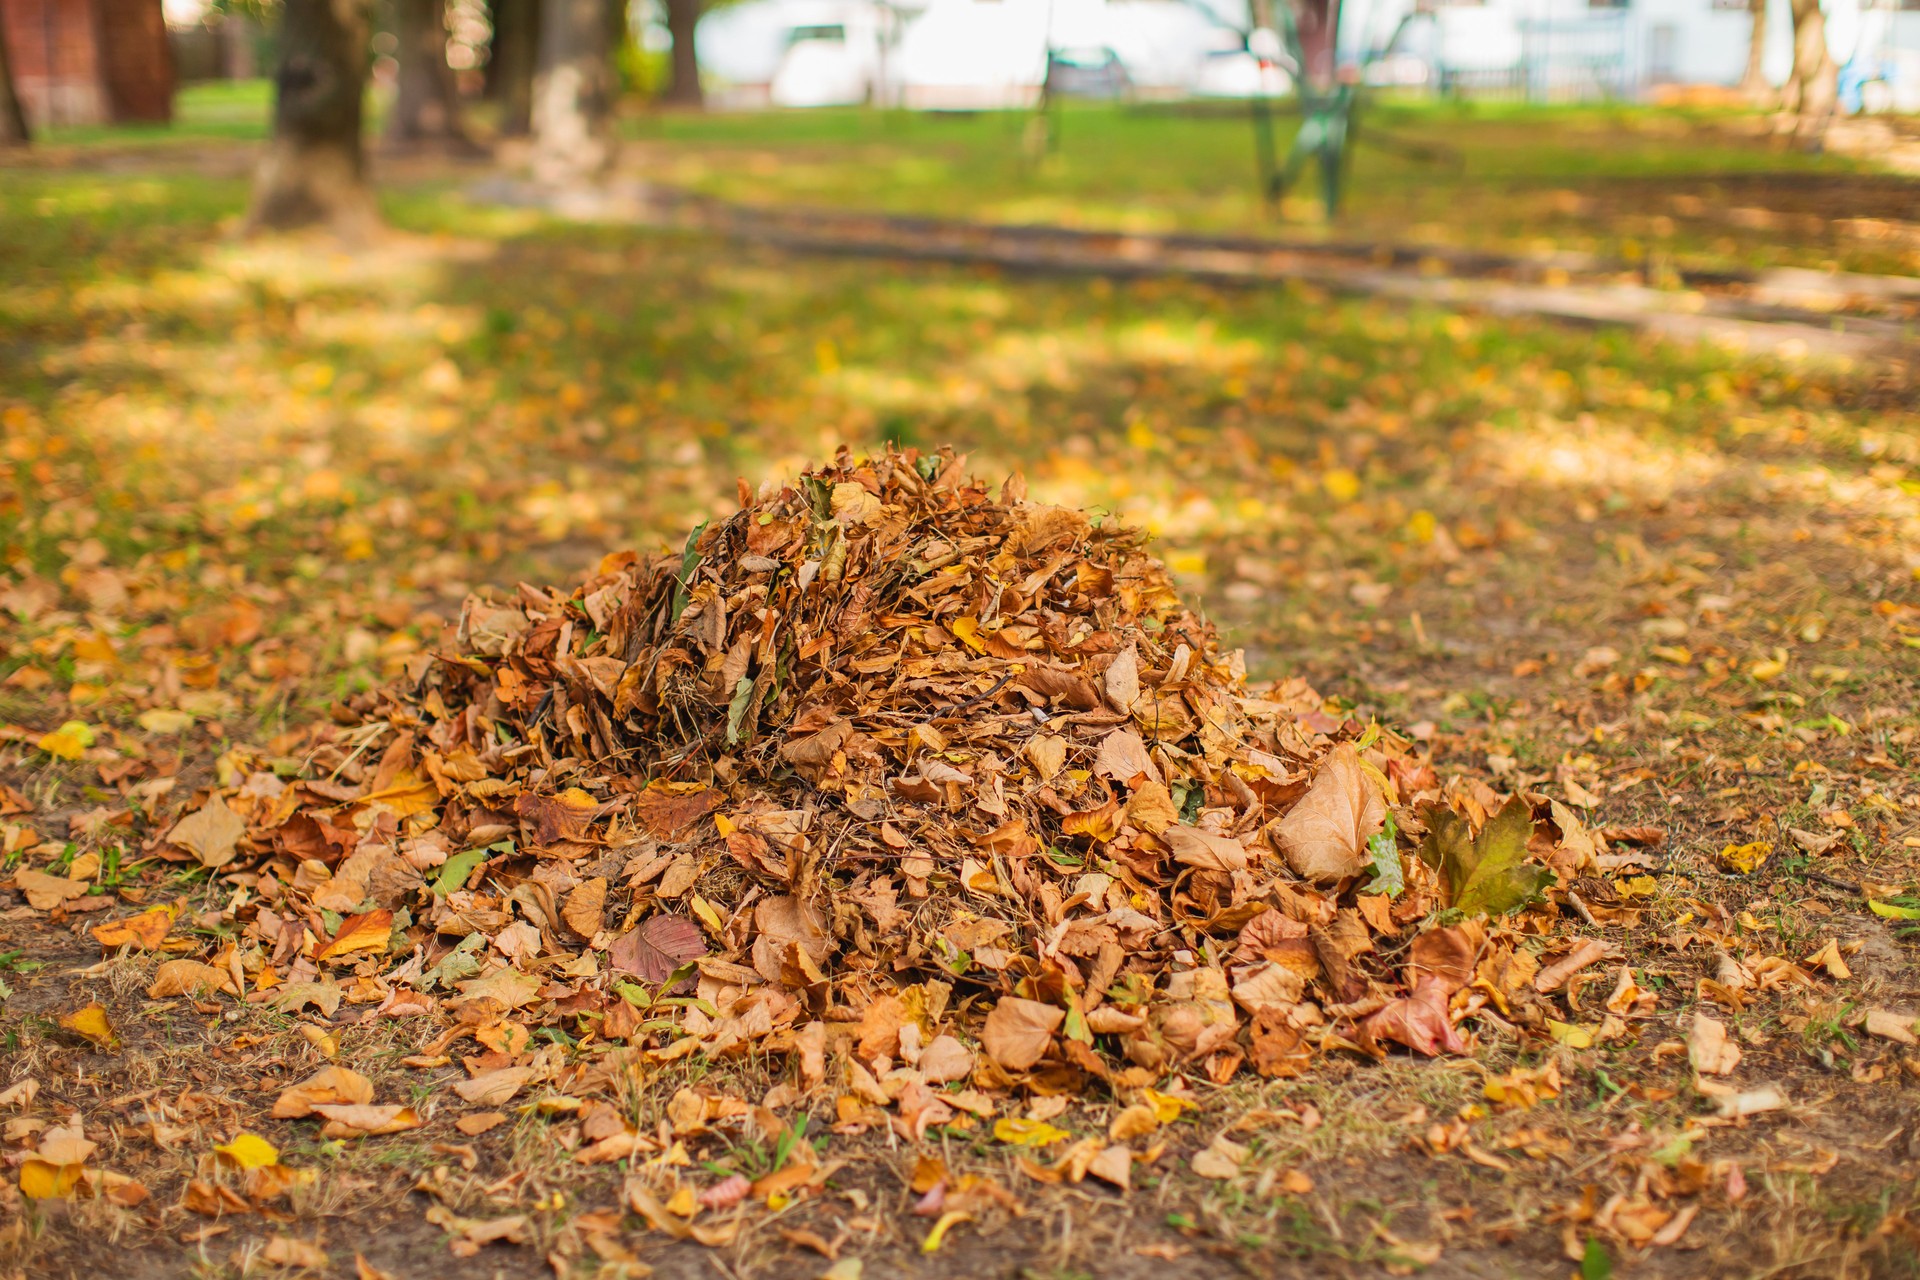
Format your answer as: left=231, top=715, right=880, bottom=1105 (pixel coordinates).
left=311, top=1104, right=422, bottom=1138
left=1190, top=1134, right=1248, bottom=1180
left=258, top=1235, right=328, bottom=1270
left=455, top=1111, right=508, bottom=1137
left=1864, top=1009, right=1919, bottom=1045
left=1361, top=977, right=1465, bottom=1056
left=1418, top=798, right=1549, bottom=916
left=610, top=913, right=707, bottom=986
left=1804, top=939, right=1851, bottom=980
left=625, top=1181, right=740, bottom=1246
left=1687, top=1014, right=1741, bottom=1076
left=167, top=798, right=246, bottom=869
left=980, top=997, right=1063, bottom=1071
left=91, top=904, right=177, bottom=950
left=453, top=1067, right=531, bottom=1107
left=994, top=1117, right=1070, bottom=1147
left=37, top=721, right=95, bottom=760
left=698, top=1174, right=751, bottom=1210
left=10, top=868, right=90, bottom=911
left=58, top=1003, right=119, bottom=1051
left=214, top=1132, right=280, bottom=1170
left=1717, top=841, right=1772, bottom=875
left=1269, top=744, right=1383, bottom=883
left=313, top=909, right=394, bottom=963
left=148, top=958, right=238, bottom=999
left=1708, top=1085, right=1788, bottom=1119
left=424, top=1204, right=529, bottom=1257
left=273, top=1067, right=373, bottom=1119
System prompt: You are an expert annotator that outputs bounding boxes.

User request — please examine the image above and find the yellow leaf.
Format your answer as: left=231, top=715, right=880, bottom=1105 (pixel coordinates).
left=58, top=1003, right=119, bottom=1051
left=1546, top=1020, right=1594, bottom=1049
left=1143, top=1088, right=1197, bottom=1125
left=992, top=1117, right=1070, bottom=1148
left=137, top=709, right=196, bottom=735
left=1718, top=842, right=1772, bottom=875
left=689, top=893, right=725, bottom=937
left=313, top=909, right=394, bottom=962
left=215, top=1132, right=280, bottom=1171
left=921, top=1209, right=972, bottom=1253
left=19, top=1159, right=84, bottom=1199
left=949, top=616, right=986, bottom=654
left=1322, top=468, right=1362, bottom=503
left=37, top=721, right=95, bottom=761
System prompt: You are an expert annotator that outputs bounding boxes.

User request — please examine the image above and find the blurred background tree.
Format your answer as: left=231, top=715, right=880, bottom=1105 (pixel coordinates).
left=388, top=0, right=474, bottom=147
left=485, top=0, right=541, bottom=135
left=247, top=0, right=378, bottom=234
left=0, top=11, right=26, bottom=146
left=531, top=0, right=619, bottom=183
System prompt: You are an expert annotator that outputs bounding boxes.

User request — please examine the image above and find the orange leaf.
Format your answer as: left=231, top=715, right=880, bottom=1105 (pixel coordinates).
left=314, top=909, right=394, bottom=963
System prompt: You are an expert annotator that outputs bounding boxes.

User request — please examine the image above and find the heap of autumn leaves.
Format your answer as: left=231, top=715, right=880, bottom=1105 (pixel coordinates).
left=149, top=447, right=1598, bottom=1120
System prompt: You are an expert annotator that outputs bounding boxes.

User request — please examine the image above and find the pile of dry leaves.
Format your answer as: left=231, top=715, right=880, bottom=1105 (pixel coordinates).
left=115, top=448, right=1624, bottom=1120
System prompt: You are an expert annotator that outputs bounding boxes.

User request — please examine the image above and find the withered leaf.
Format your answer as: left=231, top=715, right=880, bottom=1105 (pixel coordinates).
left=980, top=996, right=1064, bottom=1071
left=609, top=914, right=708, bottom=987
left=629, top=785, right=722, bottom=839
left=166, top=798, right=247, bottom=869
left=1270, top=744, right=1383, bottom=883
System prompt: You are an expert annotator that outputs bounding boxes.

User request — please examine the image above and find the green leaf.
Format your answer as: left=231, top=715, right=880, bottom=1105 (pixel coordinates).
left=670, top=520, right=709, bottom=621
left=726, top=676, right=756, bottom=746
left=1366, top=815, right=1403, bottom=897
left=423, top=932, right=486, bottom=991
left=1868, top=898, right=1920, bottom=921
left=432, top=847, right=489, bottom=897
left=1580, top=1236, right=1612, bottom=1280
left=1419, top=798, right=1551, bottom=917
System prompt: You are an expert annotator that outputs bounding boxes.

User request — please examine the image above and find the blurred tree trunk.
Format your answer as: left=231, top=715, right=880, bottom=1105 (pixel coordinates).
left=487, top=0, right=540, bottom=136
left=0, top=16, right=28, bottom=147
left=664, top=0, right=703, bottom=108
left=1781, top=0, right=1836, bottom=143
left=1740, top=0, right=1770, bottom=106
left=247, top=0, right=379, bottom=235
left=532, top=0, right=615, bottom=184
left=389, top=0, right=471, bottom=147
left=1293, top=0, right=1339, bottom=90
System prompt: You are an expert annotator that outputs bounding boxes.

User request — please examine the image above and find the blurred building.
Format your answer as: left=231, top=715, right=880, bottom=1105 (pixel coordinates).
left=1348, top=0, right=1920, bottom=104
left=1, top=0, right=174, bottom=127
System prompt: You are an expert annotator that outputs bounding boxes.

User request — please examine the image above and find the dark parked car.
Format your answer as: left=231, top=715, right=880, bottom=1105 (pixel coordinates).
left=1044, top=46, right=1132, bottom=100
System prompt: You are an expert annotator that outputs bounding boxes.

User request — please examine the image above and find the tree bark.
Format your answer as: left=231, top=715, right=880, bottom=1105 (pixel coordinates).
left=247, top=0, right=380, bottom=236
left=1294, top=0, right=1339, bottom=91
left=664, top=0, right=703, bottom=108
left=531, top=0, right=616, bottom=185
left=0, top=12, right=28, bottom=147
left=1740, top=0, right=1770, bottom=107
left=1783, top=0, right=1836, bottom=143
left=487, top=0, right=540, bottom=136
left=388, top=0, right=470, bottom=147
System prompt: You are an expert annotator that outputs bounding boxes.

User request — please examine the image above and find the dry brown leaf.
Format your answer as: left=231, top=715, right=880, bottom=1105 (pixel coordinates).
left=167, top=798, right=247, bottom=869
left=1268, top=744, right=1383, bottom=883
left=311, top=1104, right=422, bottom=1137
left=980, top=997, right=1063, bottom=1071
left=919, top=1034, right=975, bottom=1083
left=561, top=877, right=607, bottom=938
left=454, top=1067, right=532, bottom=1107
left=1687, top=1014, right=1741, bottom=1076
left=1165, top=826, right=1251, bottom=872
left=148, top=959, right=237, bottom=1000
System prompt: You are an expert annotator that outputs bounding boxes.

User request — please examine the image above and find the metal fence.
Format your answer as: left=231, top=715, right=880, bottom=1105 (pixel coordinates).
left=1438, top=11, right=1631, bottom=103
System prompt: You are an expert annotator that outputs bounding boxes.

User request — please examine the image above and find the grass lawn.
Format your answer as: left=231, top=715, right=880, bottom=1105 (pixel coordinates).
left=1, top=96, right=1918, bottom=1279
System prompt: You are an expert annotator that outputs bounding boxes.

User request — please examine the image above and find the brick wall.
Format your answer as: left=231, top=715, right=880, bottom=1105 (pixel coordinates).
left=0, top=0, right=173, bottom=127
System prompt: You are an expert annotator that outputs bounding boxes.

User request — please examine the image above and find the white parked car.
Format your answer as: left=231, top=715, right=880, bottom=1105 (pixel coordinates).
left=1192, top=47, right=1294, bottom=99
left=769, top=3, right=888, bottom=107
